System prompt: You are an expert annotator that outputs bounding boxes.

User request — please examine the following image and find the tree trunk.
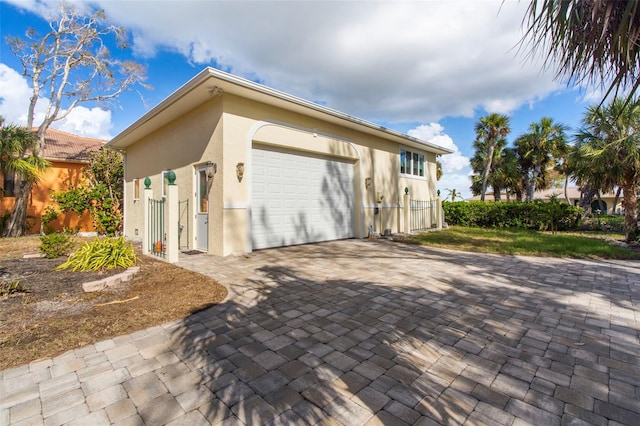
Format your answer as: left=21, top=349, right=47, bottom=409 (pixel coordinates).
left=563, top=175, right=570, bottom=204
left=623, top=181, right=638, bottom=243
left=3, top=179, right=33, bottom=237
left=493, top=185, right=502, bottom=201
left=526, top=164, right=541, bottom=202
left=595, top=191, right=605, bottom=214
left=480, top=146, right=495, bottom=202
left=613, top=187, right=622, bottom=214
left=579, top=185, right=597, bottom=211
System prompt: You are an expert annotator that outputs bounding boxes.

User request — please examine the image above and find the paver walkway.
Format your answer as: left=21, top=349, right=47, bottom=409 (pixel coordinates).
left=1, top=239, right=639, bottom=425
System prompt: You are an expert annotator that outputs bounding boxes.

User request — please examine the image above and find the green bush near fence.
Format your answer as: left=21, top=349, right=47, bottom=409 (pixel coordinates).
left=443, top=199, right=582, bottom=232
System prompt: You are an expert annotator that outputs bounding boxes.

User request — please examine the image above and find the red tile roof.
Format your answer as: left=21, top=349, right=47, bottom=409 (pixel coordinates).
left=40, top=128, right=106, bottom=162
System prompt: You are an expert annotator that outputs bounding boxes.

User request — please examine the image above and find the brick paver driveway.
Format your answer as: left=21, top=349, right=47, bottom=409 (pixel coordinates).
left=2, top=240, right=639, bottom=425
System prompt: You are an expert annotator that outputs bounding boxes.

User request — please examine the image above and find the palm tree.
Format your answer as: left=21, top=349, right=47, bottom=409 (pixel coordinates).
left=436, top=159, right=443, bottom=181
left=0, top=119, right=50, bottom=233
left=571, top=98, right=640, bottom=242
left=445, top=188, right=464, bottom=202
left=522, top=0, right=640, bottom=103
left=491, top=148, right=524, bottom=201
left=515, top=117, right=568, bottom=201
left=473, top=113, right=511, bottom=201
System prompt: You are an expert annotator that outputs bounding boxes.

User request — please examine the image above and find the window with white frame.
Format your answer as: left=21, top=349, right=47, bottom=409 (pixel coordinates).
left=400, top=149, right=425, bottom=178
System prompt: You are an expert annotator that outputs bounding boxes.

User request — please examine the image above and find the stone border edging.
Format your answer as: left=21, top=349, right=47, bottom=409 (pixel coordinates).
left=82, top=267, right=141, bottom=292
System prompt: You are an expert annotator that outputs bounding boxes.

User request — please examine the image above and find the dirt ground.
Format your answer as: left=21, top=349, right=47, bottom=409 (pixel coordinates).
left=0, top=237, right=227, bottom=370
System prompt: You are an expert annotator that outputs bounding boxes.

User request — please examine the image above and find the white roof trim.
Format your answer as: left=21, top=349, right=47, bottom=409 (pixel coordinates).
left=108, top=67, right=454, bottom=155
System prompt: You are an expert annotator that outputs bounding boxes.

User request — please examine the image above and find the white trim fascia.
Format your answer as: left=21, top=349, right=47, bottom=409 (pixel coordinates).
left=363, top=203, right=402, bottom=209
left=223, top=203, right=248, bottom=209
left=108, top=67, right=454, bottom=156
left=207, top=68, right=452, bottom=155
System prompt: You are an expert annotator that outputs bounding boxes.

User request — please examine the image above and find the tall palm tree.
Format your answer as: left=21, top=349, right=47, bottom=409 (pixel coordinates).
left=473, top=113, right=511, bottom=201
left=522, top=0, right=640, bottom=103
left=0, top=119, right=50, bottom=232
left=491, top=148, right=524, bottom=201
left=515, top=117, right=568, bottom=201
left=571, top=98, right=640, bottom=242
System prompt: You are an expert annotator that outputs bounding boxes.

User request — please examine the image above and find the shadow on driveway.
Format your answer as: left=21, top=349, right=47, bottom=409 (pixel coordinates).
left=169, top=240, right=640, bottom=425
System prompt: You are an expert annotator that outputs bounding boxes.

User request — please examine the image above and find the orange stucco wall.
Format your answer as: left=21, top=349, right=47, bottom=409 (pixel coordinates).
left=1, top=160, right=95, bottom=234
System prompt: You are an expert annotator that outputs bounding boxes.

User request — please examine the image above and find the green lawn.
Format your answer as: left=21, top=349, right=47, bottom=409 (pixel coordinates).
left=398, top=226, right=640, bottom=259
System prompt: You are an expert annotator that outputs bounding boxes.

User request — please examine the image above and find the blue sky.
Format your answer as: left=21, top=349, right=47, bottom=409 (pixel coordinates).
left=0, top=0, right=599, bottom=199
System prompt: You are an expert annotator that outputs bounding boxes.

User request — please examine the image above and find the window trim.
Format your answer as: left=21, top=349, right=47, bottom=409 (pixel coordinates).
left=400, top=148, right=427, bottom=180
left=162, top=171, right=170, bottom=198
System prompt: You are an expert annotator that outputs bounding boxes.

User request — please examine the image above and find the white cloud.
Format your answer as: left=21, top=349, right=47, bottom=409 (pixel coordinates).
left=408, top=122, right=472, bottom=199
left=93, top=0, right=562, bottom=122
left=408, top=123, right=469, bottom=173
left=0, top=63, right=36, bottom=125
left=438, top=171, right=473, bottom=201
left=0, top=63, right=113, bottom=139
left=56, top=106, right=113, bottom=140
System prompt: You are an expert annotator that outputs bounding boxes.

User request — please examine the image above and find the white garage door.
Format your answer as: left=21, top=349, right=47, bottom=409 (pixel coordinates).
left=252, top=147, right=355, bottom=249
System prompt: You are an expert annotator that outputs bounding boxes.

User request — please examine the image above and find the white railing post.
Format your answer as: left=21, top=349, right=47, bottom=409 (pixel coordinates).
left=142, top=177, right=152, bottom=255
left=403, top=188, right=410, bottom=234
left=436, top=196, right=443, bottom=229
left=166, top=171, right=179, bottom=263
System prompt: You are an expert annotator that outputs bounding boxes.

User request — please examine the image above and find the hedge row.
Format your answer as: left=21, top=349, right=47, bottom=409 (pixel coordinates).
left=442, top=200, right=582, bottom=232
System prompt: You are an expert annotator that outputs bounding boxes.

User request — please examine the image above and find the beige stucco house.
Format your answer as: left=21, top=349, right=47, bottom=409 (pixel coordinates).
left=108, top=68, right=452, bottom=256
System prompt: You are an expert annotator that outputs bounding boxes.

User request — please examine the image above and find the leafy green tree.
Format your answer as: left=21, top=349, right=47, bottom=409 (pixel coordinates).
left=4, top=3, right=148, bottom=236
left=51, top=147, right=124, bottom=236
left=515, top=117, right=569, bottom=201
left=522, top=0, right=640, bottom=102
left=472, top=113, right=511, bottom=201
left=0, top=118, right=50, bottom=214
left=571, top=98, right=640, bottom=242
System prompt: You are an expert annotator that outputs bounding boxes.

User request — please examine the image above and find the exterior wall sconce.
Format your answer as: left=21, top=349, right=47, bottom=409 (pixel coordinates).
left=206, top=161, right=217, bottom=178
left=236, top=162, right=245, bottom=182
left=365, top=177, right=371, bottom=190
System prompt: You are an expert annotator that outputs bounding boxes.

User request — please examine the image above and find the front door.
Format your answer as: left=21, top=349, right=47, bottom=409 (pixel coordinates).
left=196, top=166, right=208, bottom=251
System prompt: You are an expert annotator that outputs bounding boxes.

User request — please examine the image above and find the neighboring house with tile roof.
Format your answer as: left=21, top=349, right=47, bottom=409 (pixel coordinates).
left=1, top=128, right=105, bottom=234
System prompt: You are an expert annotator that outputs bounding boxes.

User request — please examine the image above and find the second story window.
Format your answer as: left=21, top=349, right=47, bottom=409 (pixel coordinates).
left=400, top=149, right=425, bottom=178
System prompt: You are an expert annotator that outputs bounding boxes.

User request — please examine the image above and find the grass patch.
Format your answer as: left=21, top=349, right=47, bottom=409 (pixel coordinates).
left=398, top=226, right=640, bottom=259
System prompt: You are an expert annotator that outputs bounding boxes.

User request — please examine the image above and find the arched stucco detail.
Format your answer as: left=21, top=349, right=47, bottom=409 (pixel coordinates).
left=245, top=120, right=365, bottom=252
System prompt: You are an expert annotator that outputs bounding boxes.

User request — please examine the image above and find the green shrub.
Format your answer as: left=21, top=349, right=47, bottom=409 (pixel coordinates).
left=580, top=214, right=625, bottom=233
left=56, top=236, right=136, bottom=272
left=443, top=200, right=582, bottom=231
left=0, top=280, right=29, bottom=296
left=39, top=232, right=75, bottom=259
left=41, top=205, right=60, bottom=235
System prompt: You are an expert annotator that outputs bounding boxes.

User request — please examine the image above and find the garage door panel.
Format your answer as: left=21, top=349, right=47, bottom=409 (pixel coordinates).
left=252, top=147, right=355, bottom=249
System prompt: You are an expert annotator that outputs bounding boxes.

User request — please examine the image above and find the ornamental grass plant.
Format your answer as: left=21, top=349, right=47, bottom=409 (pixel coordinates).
left=56, top=236, right=137, bottom=271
